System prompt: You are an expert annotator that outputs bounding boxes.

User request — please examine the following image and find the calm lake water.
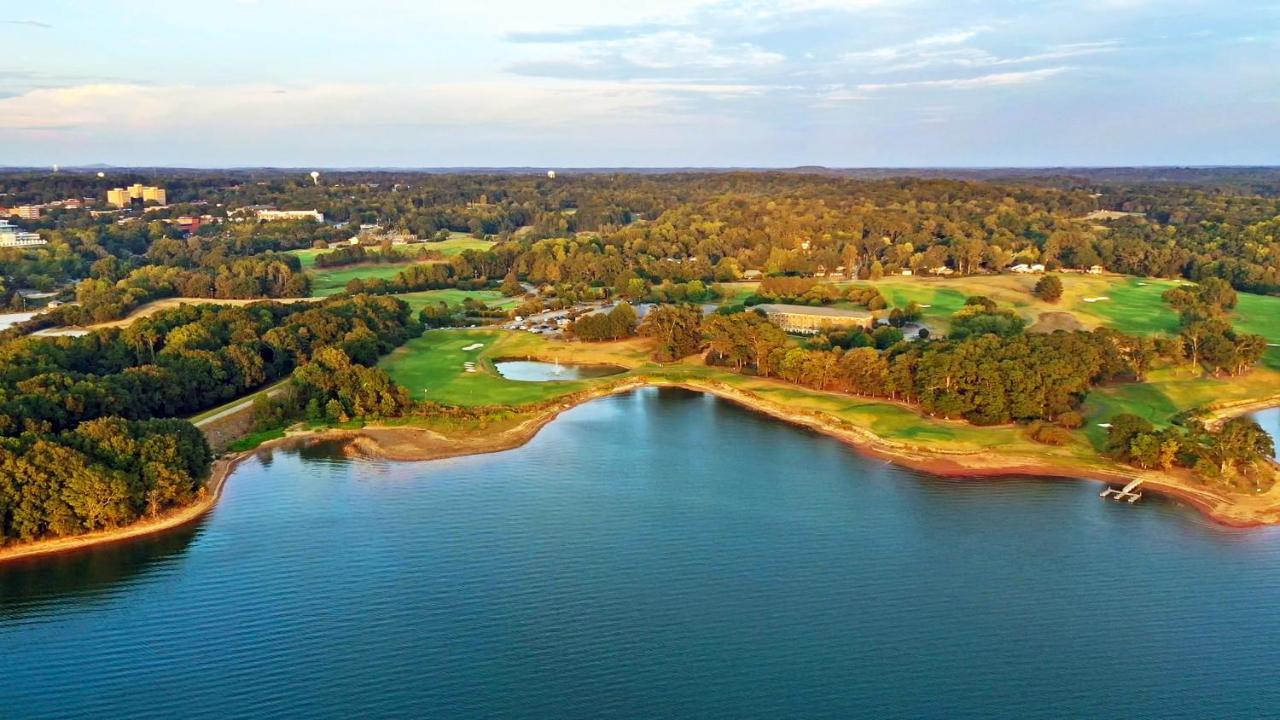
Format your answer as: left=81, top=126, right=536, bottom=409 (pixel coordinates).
left=493, top=359, right=625, bottom=382
left=1252, top=406, right=1280, bottom=459
left=4, top=388, right=1280, bottom=719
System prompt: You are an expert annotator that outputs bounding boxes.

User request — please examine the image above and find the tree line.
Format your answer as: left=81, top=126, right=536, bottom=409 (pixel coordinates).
left=0, top=295, right=422, bottom=544
left=1106, top=414, right=1274, bottom=489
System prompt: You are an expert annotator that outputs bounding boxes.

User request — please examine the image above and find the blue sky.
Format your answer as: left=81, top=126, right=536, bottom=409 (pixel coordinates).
left=1, top=0, right=1277, bottom=167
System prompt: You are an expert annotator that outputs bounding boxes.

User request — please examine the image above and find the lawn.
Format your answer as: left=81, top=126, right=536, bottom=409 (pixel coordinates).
left=1231, top=291, right=1280, bottom=369
left=294, top=237, right=497, bottom=297
left=427, top=233, right=497, bottom=257
left=827, top=274, right=1186, bottom=335
left=379, top=329, right=648, bottom=406
left=285, top=247, right=327, bottom=270
left=1068, top=277, right=1182, bottom=336
left=310, top=263, right=420, bottom=296
left=394, top=289, right=521, bottom=312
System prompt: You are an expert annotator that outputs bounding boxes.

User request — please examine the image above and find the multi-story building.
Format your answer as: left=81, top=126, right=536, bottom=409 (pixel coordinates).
left=255, top=209, right=324, bottom=223
left=107, top=184, right=167, bottom=208
left=0, top=220, right=46, bottom=248
left=753, top=303, right=875, bottom=335
left=10, top=205, right=42, bottom=219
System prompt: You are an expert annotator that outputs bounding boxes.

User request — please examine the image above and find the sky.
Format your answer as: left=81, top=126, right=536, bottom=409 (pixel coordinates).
left=1, top=0, right=1277, bottom=167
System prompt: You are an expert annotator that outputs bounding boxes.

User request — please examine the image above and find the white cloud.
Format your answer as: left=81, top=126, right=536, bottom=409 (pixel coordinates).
left=840, top=27, right=990, bottom=64
left=0, top=81, right=682, bottom=132
left=516, top=30, right=786, bottom=74
left=600, top=31, right=785, bottom=69
left=843, top=34, right=1117, bottom=73
left=857, top=67, right=1069, bottom=91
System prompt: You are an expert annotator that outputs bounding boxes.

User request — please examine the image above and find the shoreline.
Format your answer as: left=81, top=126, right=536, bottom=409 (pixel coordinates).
left=4, top=379, right=1279, bottom=565
left=0, top=451, right=252, bottom=565
left=1203, top=394, right=1280, bottom=429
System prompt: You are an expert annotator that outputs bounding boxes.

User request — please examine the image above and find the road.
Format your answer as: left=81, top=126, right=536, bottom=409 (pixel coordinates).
left=192, top=381, right=289, bottom=428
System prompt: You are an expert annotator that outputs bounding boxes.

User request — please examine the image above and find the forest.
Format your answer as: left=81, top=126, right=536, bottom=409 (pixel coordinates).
left=3, top=168, right=1279, bottom=321
left=0, top=295, right=421, bottom=544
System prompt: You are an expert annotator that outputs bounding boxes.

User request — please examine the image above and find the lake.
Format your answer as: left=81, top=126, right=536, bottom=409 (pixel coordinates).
left=4, top=387, right=1280, bottom=718
left=1252, top=406, right=1280, bottom=459
left=493, top=359, right=625, bottom=381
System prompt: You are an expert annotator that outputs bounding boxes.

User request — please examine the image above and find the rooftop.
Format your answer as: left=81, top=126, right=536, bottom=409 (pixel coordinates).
left=754, top=303, right=873, bottom=319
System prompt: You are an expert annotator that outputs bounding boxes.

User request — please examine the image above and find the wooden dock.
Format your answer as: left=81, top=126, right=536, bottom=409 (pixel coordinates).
left=1100, top=479, right=1144, bottom=503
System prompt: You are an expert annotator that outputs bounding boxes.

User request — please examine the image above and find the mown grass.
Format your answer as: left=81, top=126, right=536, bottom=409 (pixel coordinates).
left=394, top=289, right=521, bottom=312
left=296, top=236, right=496, bottom=297
left=429, top=233, right=497, bottom=257
left=1082, top=366, right=1280, bottom=446
left=379, top=329, right=642, bottom=406
left=1232, top=292, right=1280, bottom=369
left=226, top=427, right=286, bottom=452
left=285, top=248, right=326, bottom=270
left=310, top=263, right=421, bottom=296
left=826, top=274, right=1186, bottom=335
left=1073, top=277, right=1182, bottom=335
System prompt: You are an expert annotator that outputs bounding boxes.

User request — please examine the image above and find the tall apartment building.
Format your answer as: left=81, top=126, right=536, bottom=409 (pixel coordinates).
left=107, top=184, right=167, bottom=208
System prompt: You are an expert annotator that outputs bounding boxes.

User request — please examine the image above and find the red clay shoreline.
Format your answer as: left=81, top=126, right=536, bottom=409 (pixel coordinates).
left=3, top=379, right=1278, bottom=565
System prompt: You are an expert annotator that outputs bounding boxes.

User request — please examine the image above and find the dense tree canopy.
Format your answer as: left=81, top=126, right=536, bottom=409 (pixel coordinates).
left=0, top=295, right=422, bottom=544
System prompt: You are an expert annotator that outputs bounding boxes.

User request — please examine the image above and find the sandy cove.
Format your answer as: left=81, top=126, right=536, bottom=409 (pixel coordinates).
left=4, top=377, right=1279, bottom=565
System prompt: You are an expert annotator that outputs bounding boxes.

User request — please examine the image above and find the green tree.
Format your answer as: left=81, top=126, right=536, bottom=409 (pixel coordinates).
left=639, top=305, right=705, bottom=361
left=1033, top=275, right=1064, bottom=303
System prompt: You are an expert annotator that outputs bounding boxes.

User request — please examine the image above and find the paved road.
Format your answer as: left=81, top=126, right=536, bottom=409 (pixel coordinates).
left=192, top=382, right=289, bottom=428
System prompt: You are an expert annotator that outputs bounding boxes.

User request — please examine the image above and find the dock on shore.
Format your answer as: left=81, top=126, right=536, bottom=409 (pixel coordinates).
left=1100, top=479, right=1144, bottom=503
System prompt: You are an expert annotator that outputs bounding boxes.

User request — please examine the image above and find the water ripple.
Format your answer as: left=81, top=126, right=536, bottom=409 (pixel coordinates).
left=4, top=388, right=1280, bottom=719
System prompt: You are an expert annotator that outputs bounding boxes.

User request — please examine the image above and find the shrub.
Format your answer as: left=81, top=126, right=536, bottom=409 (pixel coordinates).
left=1056, top=411, right=1085, bottom=429
left=1028, top=421, right=1073, bottom=445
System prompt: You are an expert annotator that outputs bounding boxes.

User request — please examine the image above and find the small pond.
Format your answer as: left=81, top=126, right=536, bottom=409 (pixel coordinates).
left=493, top=360, right=626, bottom=382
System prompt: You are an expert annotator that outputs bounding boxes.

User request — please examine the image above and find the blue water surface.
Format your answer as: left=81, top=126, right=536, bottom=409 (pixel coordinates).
left=3, top=388, right=1280, bottom=719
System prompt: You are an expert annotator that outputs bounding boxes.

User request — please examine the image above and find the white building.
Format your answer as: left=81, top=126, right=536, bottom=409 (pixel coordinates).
left=256, top=209, right=325, bottom=223
left=0, top=220, right=45, bottom=248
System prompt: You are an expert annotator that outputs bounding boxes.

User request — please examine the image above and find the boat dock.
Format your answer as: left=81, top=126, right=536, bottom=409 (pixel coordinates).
left=1100, top=479, right=1144, bottom=503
